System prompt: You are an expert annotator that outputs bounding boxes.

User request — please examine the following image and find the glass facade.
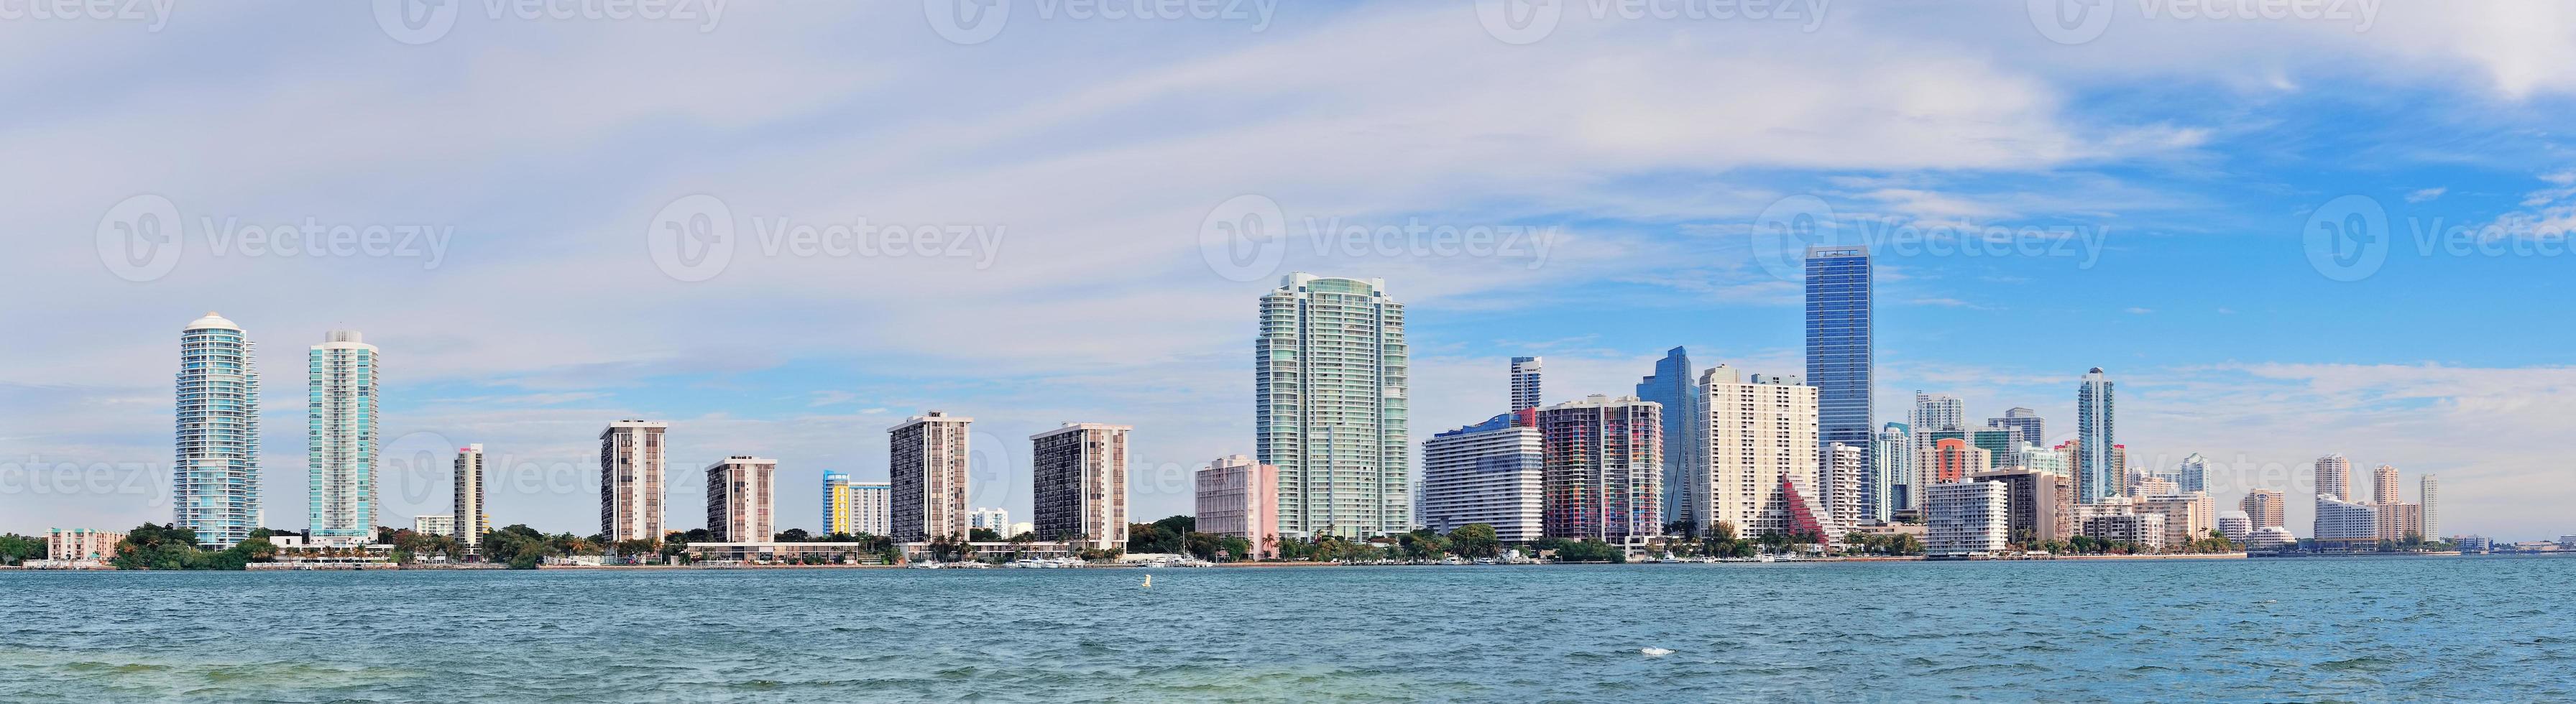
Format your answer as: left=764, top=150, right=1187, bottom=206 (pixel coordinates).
left=1256, top=273, right=1408, bottom=539
left=2076, top=368, right=2116, bottom=503
left=1633, top=347, right=1696, bottom=528
left=1806, top=247, right=1872, bottom=481
left=176, top=313, right=260, bottom=548
left=308, top=330, right=379, bottom=544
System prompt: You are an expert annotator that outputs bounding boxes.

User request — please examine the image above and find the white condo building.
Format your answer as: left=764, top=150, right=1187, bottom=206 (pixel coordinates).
left=1420, top=412, right=1544, bottom=542
left=2314, top=494, right=2380, bottom=550
left=1871, top=422, right=1910, bottom=522
left=1926, top=480, right=2008, bottom=557
left=1032, top=422, right=1131, bottom=552
left=453, top=444, right=489, bottom=546
left=891, top=411, right=973, bottom=542
left=1821, top=443, right=1866, bottom=527
left=1509, top=356, right=1543, bottom=411
left=177, top=312, right=262, bottom=548
left=1256, top=273, right=1409, bottom=539
left=599, top=420, right=670, bottom=542
left=2420, top=474, right=2440, bottom=540
left=705, top=456, right=777, bottom=543
left=851, top=481, right=891, bottom=536
left=1699, top=366, right=1819, bottom=536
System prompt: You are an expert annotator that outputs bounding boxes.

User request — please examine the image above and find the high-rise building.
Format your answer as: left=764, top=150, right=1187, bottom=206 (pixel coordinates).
left=1988, top=408, right=2043, bottom=451
left=1928, top=438, right=1991, bottom=486
left=969, top=507, right=1010, bottom=532
left=2138, top=492, right=2215, bottom=548
left=1700, top=366, right=1818, bottom=536
left=2372, top=464, right=2401, bottom=506
left=177, top=312, right=262, bottom=549
left=822, top=471, right=854, bottom=536
left=1634, top=347, right=1698, bottom=529
left=705, top=456, right=777, bottom=543
left=1972, top=468, right=2073, bottom=544
left=1195, top=455, right=1279, bottom=557
left=2082, top=511, right=2167, bottom=552
left=1908, top=392, right=1965, bottom=509
left=1969, top=427, right=2025, bottom=470
left=850, top=481, right=891, bottom=536
left=452, top=444, right=489, bottom=547
left=598, top=420, right=669, bottom=542
left=306, top=329, right=379, bottom=547
left=1539, top=395, right=1662, bottom=542
left=890, top=411, right=972, bottom=542
left=1256, top=273, right=1409, bottom=539
left=1420, top=411, right=1543, bottom=542
left=2216, top=511, right=2253, bottom=542
left=2378, top=502, right=2424, bottom=542
left=2018, top=443, right=2067, bottom=476
left=2315, top=454, right=2352, bottom=502
left=1869, top=422, right=1910, bottom=524
left=2240, top=489, right=2285, bottom=529
left=2176, top=453, right=2210, bottom=494
left=1806, top=246, right=1873, bottom=487
left=2076, top=368, right=2116, bottom=504
left=1926, top=481, right=2008, bottom=557
left=1821, top=443, right=1866, bottom=527
left=2314, top=494, right=2379, bottom=550
left=2420, top=474, right=2440, bottom=540
left=1509, top=356, right=1543, bottom=412
left=1032, top=422, right=1131, bottom=552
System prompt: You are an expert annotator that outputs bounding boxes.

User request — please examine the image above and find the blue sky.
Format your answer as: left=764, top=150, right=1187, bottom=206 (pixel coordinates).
left=5, top=1, right=2576, bottom=540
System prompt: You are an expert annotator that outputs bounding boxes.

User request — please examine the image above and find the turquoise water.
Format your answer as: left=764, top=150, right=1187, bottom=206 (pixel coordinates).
left=2, top=557, right=2569, bottom=702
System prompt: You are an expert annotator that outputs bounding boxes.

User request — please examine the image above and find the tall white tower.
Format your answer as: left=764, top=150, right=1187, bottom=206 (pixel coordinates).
left=1256, top=273, right=1409, bottom=539
left=177, top=312, right=261, bottom=548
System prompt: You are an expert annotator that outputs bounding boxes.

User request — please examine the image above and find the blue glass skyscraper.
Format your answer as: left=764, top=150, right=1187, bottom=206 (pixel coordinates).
left=1634, top=346, right=1694, bottom=531
left=2077, top=368, right=2117, bottom=503
left=1806, top=246, right=1872, bottom=476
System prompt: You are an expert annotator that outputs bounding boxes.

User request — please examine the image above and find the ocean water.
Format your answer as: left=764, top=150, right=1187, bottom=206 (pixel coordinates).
left=2, top=556, right=2569, bottom=703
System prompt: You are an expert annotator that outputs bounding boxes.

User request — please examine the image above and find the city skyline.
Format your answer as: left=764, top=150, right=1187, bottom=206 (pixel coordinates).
left=10, top=4, right=2576, bottom=542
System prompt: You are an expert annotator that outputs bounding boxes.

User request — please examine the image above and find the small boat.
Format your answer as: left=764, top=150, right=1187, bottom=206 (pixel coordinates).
left=1640, top=647, right=1674, bottom=657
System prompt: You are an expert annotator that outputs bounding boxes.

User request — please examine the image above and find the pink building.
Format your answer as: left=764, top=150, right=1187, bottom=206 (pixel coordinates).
left=1195, top=455, right=1277, bottom=558
left=49, top=528, right=125, bottom=562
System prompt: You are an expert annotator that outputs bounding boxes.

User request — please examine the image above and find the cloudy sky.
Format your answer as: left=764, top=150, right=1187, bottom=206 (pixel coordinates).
left=4, top=1, right=2575, bottom=540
